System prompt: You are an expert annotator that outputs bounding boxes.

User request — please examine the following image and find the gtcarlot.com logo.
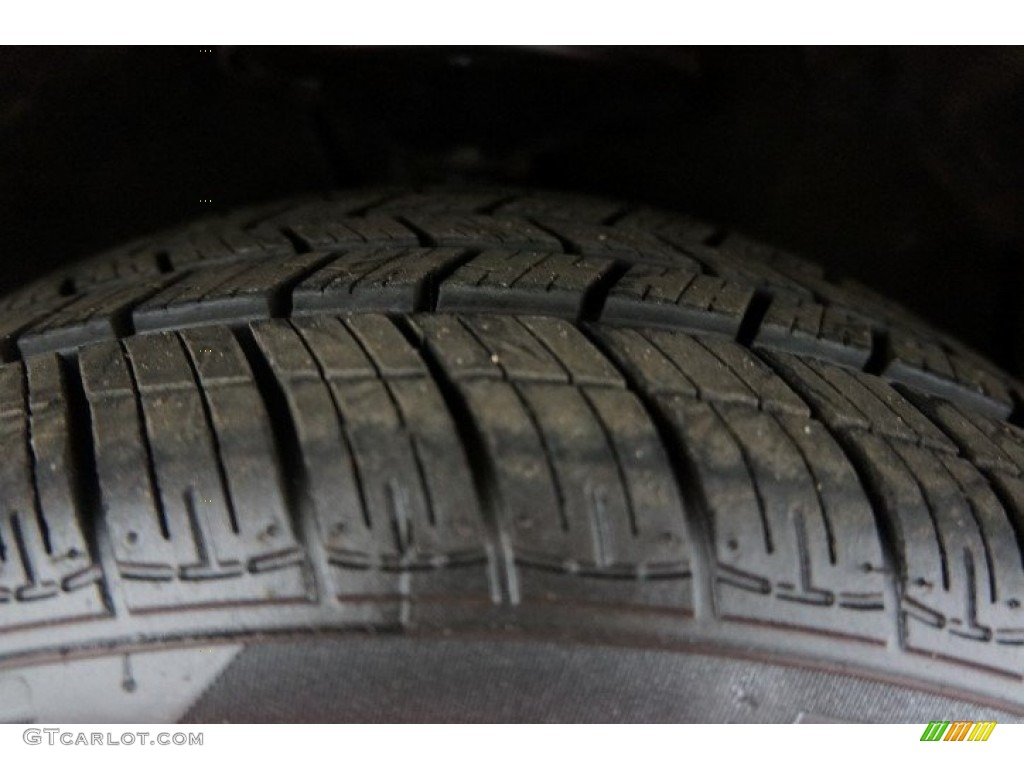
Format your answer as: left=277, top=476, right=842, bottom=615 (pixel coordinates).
left=23, top=729, right=203, bottom=746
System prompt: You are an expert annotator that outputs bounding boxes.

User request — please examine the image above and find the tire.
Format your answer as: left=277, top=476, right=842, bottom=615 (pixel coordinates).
left=1, top=187, right=1023, bottom=722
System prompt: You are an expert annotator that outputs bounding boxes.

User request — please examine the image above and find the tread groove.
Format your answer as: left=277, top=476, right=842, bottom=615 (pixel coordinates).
left=395, top=216, right=437, bottom=248
left=60, top=354, right=105, bottom=570
left=9, top=514, right=35, bottom=584
left=710, top=402, right=775, bottom=555
left=266, top=254, right=338, bottom=317
left=232, top=325, right=319, bottom=592
left=528, top=219, right=575, bottom=254
left=582, top=325, right=715, bottom=620
left=154, top=252, right=173, bottom=275
left=899, top=386, right=1024, bottom=576
left=394, top=315, right=518, bottom=605
left=22, top=364, right=52, bottom=556
left=759, top=350, right=907, bottom=649
left=121, top=340, right=171, bottom=540
left=736, top=288, right=773, bottom=347
left=177, top=333, right=241, bottom=535
left=581, top=389, right=639, bottom=537
left=932, top=451, right=999, bottom=605
left=341, top=318, right=438, bottom=528
left=289, top=319, right=372, bottom=531
left=889, top=444, right=951, bottom=591
left=454, top=324, right=570, bottom=534
left=579, top=260, right=630, bottom=322
left=864, top=328, right=893, bottom=376
left=989, top=479, right=1024, bottom=574
left=421, top=248, right=479, bottom=312
left=280, top=226, right=313, bottom=255
left=774, top=411, right=839, bottom=565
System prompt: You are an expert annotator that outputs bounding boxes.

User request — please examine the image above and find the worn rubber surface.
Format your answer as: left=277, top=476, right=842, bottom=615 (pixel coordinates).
left=2, top=187, right=1024, bottom=720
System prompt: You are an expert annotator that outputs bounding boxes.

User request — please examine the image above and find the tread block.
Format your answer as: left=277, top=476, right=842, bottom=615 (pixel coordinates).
left=611, top=209, right=719, bottom=244
left=601, top=264, right=753, bottom=336
left=0, top=296, right=77, bottom=362
left=17, top=277, right=175, bottom=357
left=763, top=352, right=957, bottom=451
left=981, top=473, right=1024, bottom=645
left=495, top=192, right=626, bottom=223
left=660, top=398, right=887, bottom=638
left=717, top=234, right=826, bottom=282
left=460, top=379, right=693, bottom=597
left=404, top=215, right=562, bottom=250
left=517, top=316, right=623, bottom=387
left=536, top=220, right=697, bottom=266
left=81, top=332, right=308, bottom=612
left=598, top=327, right=809, bottom=415
left=292, top=247, right=467, bottom=314
left=0, top=278, right=65, bottom=314
left=372, top=190, right=517, bottom=215
left=459, top=315, right=579, bottom=384
left=0, top=358, right=107, bottom=629
left=909, top=395, right=1024, bottom=477
left=846, top=434, right=1024, bottom=671
left=833, top=278, right=937, bottom=335
left=251, top=318, right=490, bottom=602
left=755, top=297, right=874, bottom=369
left=661, top=241, right=813, bottom=300
left=71, top=235, right=167, bottom=286
left=405, top=315, right=501, bottom=381
left=417, top=315, right=574, bottom=384
left=884, top=331, right=1015, bottom=419
left=415, top=315, right=693, bottom=604
left=413, top=315, right=620, bottom=386
left=157, top=226, right=294, bottom=270
left=288, top=315, right=377, bottom=379
left=255, top=210, right=419, bottom=250
left=133, top=254, right=327, bottom=332
left=437, top=250, right=614, bottom=317
left=343, top=314, right=428, bottom=378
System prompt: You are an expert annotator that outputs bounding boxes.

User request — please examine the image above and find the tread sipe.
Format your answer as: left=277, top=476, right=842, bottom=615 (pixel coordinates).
left=2, top=188, right=1024, bottom=718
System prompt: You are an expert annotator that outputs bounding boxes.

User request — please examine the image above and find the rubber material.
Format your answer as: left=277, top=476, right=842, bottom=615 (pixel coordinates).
left=1, top=188, right=1024, bottom=718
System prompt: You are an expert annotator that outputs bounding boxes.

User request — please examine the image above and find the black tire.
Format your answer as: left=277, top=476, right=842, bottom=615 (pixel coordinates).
left=1, top=188, right=1023, bottom=722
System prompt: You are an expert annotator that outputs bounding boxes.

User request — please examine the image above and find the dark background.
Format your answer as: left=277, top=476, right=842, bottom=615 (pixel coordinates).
left=2, top=46, right=1023, bottom=371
